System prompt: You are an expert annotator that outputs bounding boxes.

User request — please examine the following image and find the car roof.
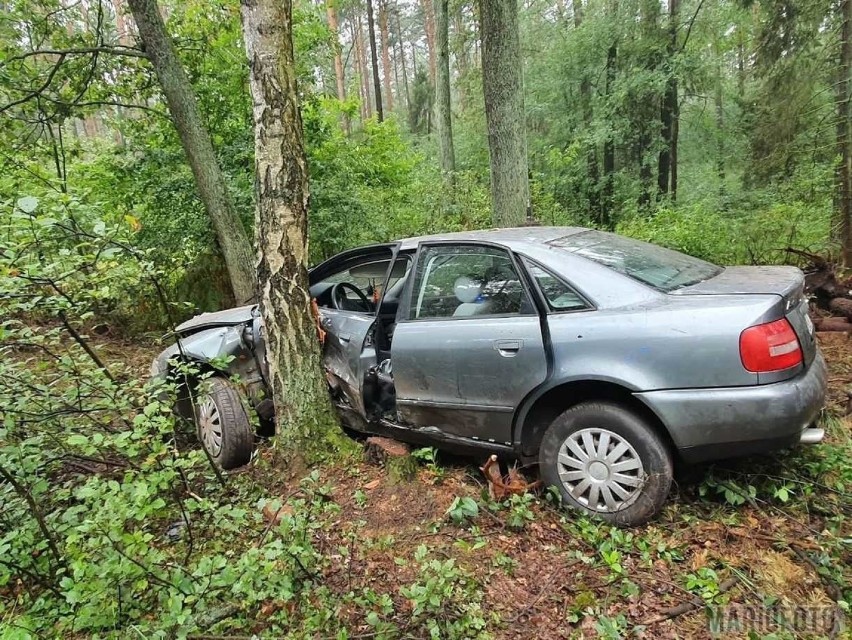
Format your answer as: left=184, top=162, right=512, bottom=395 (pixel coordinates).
left=397, top=226, right=589, bottom=251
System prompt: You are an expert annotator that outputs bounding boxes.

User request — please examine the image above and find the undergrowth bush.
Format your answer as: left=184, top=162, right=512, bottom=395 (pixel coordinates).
left=618, top=199, right=833, bottom=265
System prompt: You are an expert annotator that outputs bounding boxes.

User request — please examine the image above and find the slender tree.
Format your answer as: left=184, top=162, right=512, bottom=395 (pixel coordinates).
left=379, top=0, right=394, bottom=112
left=395, top=7, right=411, bottom=109
left=839, top=0, right=852, bottom=265
left=354, top=13, right=372, bottom=120
left=240, top=0, right=339, bottom=441
left=480, top=0, right=530, bottom=226
left=434, top=0, right=455, bottom=186
left=366, top=0, right=384, bottom=121
left=658, top=0, right=678, bottom=199
left=573, top=0, right=600, bottom=221
left=602, top=32, right=617, bottom=226
left=420, top=0, right=438, bottom=84
left=326, top=0, right=349, bottom=134
left=126, top=0, right=257, bottom=303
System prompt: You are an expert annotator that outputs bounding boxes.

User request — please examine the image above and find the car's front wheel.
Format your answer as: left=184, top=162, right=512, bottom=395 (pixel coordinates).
left=539, top=401, right=672, bottom=526
left=195, top=377, right=254, bottom=470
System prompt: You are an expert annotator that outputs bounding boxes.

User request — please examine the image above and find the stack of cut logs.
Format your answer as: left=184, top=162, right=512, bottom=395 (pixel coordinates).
left=793, top=248, right=852, bottom=333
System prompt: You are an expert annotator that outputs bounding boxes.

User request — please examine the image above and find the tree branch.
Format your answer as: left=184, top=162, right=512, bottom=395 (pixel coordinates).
left=0, top=53, right=67, bottom=114
left=1, top=46, right=148, bottom=68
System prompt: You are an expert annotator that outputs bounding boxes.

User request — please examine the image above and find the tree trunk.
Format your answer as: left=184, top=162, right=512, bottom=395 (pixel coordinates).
left=355, top=13, right=372, bottom=120
left=112, top=0, right=132, bottom=46
left=434, top=0, right=455, bottom=186
left=574, top=0, right=599, bottom=221
left=737, top=27, right=745, bottom=100
left=395, top=8, right=411, bottom=109
left=637, top=0, right=660, bottom=209
left=715, top=51, right=725, bottom=189
left=239, top=0, right=339, bottom=443
left=127, top=0, right=257, bottom=304
left=602, top=40, right=617, bottom=227
left=838, top=0, right=852, bottom=266
left=657, top=0, right=678, bottom=199
left=421, top=0, right=438, bottom=84
left=326, top=0, right=350, bottom=134
left=366, top=0, right=384, bottom=122
left=481, top=0, right=530, bottom=227
left=379, top=0, right=394, bottom=113
left=670, top=84, right=678, bottom=200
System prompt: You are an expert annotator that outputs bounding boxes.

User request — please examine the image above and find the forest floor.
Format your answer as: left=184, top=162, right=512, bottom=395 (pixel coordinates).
left=74, top=333, right=852, bottom=637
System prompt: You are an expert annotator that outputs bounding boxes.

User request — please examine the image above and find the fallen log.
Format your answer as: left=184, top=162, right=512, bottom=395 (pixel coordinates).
left=813, top=317, right=852, bottom=333
left=828, top=297, right=852, bottom=321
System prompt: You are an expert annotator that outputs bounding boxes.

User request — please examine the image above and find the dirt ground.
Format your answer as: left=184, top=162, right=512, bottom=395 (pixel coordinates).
left=206, top=332, right=847, bottom=639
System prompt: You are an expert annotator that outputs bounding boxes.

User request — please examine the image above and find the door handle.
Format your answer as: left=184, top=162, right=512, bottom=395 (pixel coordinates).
left=494, top=339, right=522, bottom=357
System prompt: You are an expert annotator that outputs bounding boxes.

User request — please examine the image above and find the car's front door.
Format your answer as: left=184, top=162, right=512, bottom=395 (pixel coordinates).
left=311, top=247, right=398, bottom=417
left=390, top=243, right=548, bottom=444
left=320, top=309, right=376, bottom=416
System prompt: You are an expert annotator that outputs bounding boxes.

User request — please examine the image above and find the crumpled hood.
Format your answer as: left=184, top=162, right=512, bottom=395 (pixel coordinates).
left=174, top=304, right=257, bottom=335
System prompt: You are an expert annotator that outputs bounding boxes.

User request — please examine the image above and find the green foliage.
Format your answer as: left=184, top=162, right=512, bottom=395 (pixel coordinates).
left=504, top=493, right=536, bottom=531
left=446, top=496, right=479, bottom=525
left=685, top=567, right=726, bottom=604
left=618, top=195, right=833, bottom=266
left=399, top=544, right=487, bottom=639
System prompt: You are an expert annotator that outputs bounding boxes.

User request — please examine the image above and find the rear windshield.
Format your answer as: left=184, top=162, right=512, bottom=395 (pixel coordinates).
left=550, top=231, right=722, bottom=292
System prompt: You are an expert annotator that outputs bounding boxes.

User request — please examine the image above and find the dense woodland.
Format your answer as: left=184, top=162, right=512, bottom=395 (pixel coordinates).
left=3, top=0, right=850, bottom=318
left=1, top=0, right=851, bottom=637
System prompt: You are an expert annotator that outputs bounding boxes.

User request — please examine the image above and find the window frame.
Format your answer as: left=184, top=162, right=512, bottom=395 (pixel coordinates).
left=398, top=241, right=539, bottom=323
left=520, top=256, right=596, bottom=314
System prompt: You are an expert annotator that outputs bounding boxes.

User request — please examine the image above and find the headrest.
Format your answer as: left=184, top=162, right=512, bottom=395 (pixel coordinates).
left=454, top=276, right=482, bottom=304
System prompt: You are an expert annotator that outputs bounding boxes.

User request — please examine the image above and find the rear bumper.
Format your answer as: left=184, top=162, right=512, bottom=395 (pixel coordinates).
left=636, top=350, right=827, bottom=463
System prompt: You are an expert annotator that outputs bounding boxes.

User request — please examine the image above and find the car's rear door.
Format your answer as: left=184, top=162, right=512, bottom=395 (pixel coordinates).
left=390, top=242, right=547, bottom=445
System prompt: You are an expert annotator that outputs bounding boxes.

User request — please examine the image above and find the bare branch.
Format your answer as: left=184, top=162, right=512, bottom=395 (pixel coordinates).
left=0, top=46, right=148, bottom=68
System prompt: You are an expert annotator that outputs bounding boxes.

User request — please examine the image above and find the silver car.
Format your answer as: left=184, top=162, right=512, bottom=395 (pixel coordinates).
left=151, top=227, right=827, bottom=525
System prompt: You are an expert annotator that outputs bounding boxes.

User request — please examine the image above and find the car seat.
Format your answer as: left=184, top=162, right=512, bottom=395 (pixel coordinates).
left=453, top=276, right=492, bottom=316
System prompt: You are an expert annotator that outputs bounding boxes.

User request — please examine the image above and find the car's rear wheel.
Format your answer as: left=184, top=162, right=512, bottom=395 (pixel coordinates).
left=195, top=377, right=254, bottom=470
left=539, top=401, right=672, bottom=526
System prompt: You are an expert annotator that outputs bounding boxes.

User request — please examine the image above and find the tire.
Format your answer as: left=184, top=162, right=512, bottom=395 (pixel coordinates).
left=195, top=377, right=254, bottom=470
left=539, top=401, right=673, bottom=526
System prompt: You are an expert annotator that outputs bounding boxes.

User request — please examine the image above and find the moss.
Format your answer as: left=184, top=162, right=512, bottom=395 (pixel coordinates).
left=386, top=454, right=418, bottom=483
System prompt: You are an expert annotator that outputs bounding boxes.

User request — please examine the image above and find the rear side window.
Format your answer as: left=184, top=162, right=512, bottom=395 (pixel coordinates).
left=524, top=261, right=588, bottom=311
left=410, top=245, right=533, bottom=319
left=550, top=231, right=721, bottom=292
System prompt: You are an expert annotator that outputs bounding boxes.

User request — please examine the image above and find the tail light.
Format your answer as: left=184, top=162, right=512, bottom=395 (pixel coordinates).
left=739, top=318, right=803, bottom=373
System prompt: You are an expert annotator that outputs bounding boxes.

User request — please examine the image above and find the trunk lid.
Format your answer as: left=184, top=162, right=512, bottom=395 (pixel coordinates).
left=672, top=266, right=816, bottom=367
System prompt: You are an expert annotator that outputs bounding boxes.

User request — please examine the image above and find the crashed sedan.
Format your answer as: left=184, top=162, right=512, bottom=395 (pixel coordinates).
left=151, top=227, right=827, bottom=525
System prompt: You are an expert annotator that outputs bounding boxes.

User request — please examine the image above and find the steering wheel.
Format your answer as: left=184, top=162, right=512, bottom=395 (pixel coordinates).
left=331, top=282, right=372, bottom=312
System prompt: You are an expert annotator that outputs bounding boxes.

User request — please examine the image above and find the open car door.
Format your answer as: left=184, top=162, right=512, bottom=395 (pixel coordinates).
left=309, top=243, right=400, bottom=418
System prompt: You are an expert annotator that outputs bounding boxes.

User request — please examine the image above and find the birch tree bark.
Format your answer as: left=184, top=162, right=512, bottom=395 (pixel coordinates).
left=127, top=0, right=257, bottom=304
left=480, top=0, right=530, bottom=227
left=240, top=0, right=339, bottom=443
